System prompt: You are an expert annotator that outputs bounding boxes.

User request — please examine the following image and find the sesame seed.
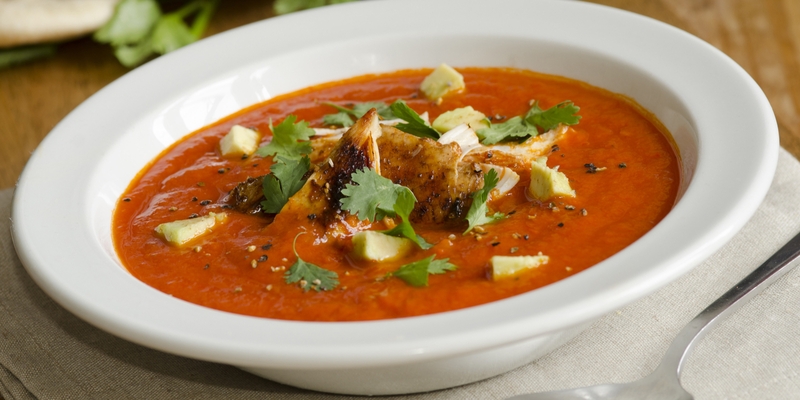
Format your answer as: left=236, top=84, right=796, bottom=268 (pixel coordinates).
left=282, top=258, right=288, bottom=262
left=474, top=226, right=486, bottom=234
left=299, top=280, right=308, bottom=288
left=510, top=247, right=519, bottom=253
left=234, top=287, right=242, bottom=293
left=169, top=206, right=177, bottom=212
left=581, top=208, right=588, bottom=216
left=312, top=279, right=321, bottom=286
left=251, top=260, right=257, bottom=268
left=448, top=234, right=457, bottom=241
left=247, top=245, right=256, bottom=252
left=193, top=246, right=202, bottom=252
left=327, top=158, right=334, bottom=168
left=565, top=205, right=575, bottom=210
left=566, top=266, right=573, bottom=272
left=266, top=284, right=273, bottom=291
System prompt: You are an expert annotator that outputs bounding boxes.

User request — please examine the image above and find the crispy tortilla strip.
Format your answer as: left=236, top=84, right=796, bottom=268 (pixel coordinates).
left=0, top=0, right=118, bottom=48
left=463, top=125, right=568, bottom=168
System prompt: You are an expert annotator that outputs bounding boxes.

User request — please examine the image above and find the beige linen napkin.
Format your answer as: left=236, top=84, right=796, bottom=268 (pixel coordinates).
left=3, top=148, right=800, bottom=399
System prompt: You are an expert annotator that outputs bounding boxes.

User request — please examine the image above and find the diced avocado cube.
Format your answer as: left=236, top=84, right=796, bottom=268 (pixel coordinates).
left=155, top=212, right=227, bottom=246
left=351, top=231, right=414, bottom=262
left=420, top=63, right=465, bottom=101
left=220, top=125, right=260, bottom=158
left=528, top=157, right=575, bottom=201
left=491, top=254, right=549, bottom=280
left=432, top=106, right=490, bottom=133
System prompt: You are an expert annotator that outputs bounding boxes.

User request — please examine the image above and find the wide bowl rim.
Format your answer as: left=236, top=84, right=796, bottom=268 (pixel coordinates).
left=11, top=0, right=778, bottom=370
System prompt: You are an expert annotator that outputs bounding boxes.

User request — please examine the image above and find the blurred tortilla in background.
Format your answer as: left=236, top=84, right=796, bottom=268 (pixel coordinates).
left=0, top=0, right=118, bottom=48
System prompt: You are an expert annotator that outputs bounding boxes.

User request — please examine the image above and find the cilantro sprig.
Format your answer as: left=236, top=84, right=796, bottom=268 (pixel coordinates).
left=261, top=156, right=311, bottom=213
left=285, top=232, right=339, bottom=292
left=94, top=0, right=218, bottom=68
left=389, top=100, right=440, bottom=140
left=340, top=169, right=432, bottom=250
left=476, top=100, right=580, bottom=145
left=255, top=115, right=315, bottom=160
left=322, top=101, right=397, bottom=127
left=464, top=169, right=506, bottom=234
left=391, top=255, right=457, bottom=287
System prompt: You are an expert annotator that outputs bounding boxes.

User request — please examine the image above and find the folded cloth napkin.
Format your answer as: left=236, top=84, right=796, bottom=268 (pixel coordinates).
left=2, top=148, right=800, bottom=400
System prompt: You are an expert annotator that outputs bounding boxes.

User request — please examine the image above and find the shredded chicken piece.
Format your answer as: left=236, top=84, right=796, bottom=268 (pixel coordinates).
left=378, top=126, right=483, bottom=225
left=463, top=125, right=569, bottom=168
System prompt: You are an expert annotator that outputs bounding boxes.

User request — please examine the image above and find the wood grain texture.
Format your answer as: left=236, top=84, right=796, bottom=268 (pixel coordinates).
left=1, top=0, right=799, bottom=189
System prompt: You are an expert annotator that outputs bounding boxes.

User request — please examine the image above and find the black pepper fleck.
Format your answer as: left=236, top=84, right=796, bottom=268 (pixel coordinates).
left=551, top=144, right=560, bottom=152
left=123, top=197, right=131, bottom=202
left=188, top=213, right=199, bottom=219
left=261, top=244, right=272, bottom=251
left=307, top=213, right=317, bottom=220
left=585, top=163, right=598, bottom=174
left=558, top=222, right=564, bottom=227
left=619, top=163, right=627, bottom=168
left=192, top=197, right=198, bottom=202
left=508, top=210, right=517, bottom=215
left=199, top=200, right=212, bottom=206
left=218, top=168, right=225, bottom=174
left=197, top=182, right=206, bottom=187
left=523, top=235, right=529, bottom=240
left=203, top=264, right=210, bottom=269
left=241, top=154, right=249, bottom=160
left=491, top=242, right=500, bottom=247
left=258, top=255, right=268, bottom=262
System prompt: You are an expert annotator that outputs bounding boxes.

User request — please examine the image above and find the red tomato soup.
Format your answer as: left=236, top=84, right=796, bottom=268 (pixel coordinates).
left=113, top=67, right=681, bottom=321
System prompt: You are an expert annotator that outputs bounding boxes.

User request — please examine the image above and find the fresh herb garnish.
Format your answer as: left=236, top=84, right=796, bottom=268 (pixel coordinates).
left=94, top=0, right=217, bottom=68
left=322, top=101, right=397, bottom=127
left=255, top=115, right=315, bottom=160
left=260, top=155, right=311, bottom=213
left=464, top=169, right=506, bottom=234
left=391, top=255, right=457, bottom=287
left=389, top=100, right=440, bottom=139
left=525, top=100, right=582, bottom=132
left=340, top=168, right=433, bottom=249
left=476, top=100, right=581, bottom=145
left=285, top=232, right=339, bottom=292
left=273, top=0, right=355, bottom=15
left=475, top=116, right=538, bottom=145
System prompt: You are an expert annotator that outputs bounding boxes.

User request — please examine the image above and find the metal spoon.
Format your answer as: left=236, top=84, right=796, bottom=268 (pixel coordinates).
left=509, top=230, right=800, bottom=400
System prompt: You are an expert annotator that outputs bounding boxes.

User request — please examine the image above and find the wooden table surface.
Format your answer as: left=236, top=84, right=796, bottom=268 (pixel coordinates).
left=2, top=0, right=799, bottom=190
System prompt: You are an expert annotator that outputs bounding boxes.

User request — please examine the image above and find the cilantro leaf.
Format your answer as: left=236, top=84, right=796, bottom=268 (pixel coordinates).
left=525, top=100, right=581, bottom=132
left=256, top=115, right=315, bottom=160
left=464, top=169, right=506, bottom=234
left=322, top=101, right=397, bottom=127
left=475, top=100, right=581, bottom=145
left=285, top=232, right=339, bottom=292
left=382, top=189, right=434, bottom=250
left=389, top=100, right=439, bottom=139
left=274, top=0, right=355, bottom=15
left=94, top=0, right=217, bottom=68
left=340, top=168, right=406, bottom=221
left=261, top=156, right=311, bottom=213
left=340, top=169, right=432, bottom=249
left=476, top=116, right=538, bottom=145
left=94, top=0, right=161, bottom=46
left=322, top=112, right=354, bottom=127
left=391, top=255, right=457, bottom=287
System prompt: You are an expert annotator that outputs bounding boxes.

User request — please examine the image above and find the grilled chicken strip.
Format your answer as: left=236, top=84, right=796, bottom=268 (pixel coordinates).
left=377, top=126, right=484, bottom=225
left=279, top=108, right=382, bottom=225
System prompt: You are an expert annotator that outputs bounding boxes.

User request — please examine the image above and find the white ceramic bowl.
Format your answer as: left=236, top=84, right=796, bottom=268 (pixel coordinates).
left=11, top=0, right=777, bottom=395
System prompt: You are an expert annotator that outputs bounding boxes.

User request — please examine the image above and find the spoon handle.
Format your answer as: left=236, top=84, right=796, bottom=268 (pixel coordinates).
left=661, top=230, right=800, bottom=375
